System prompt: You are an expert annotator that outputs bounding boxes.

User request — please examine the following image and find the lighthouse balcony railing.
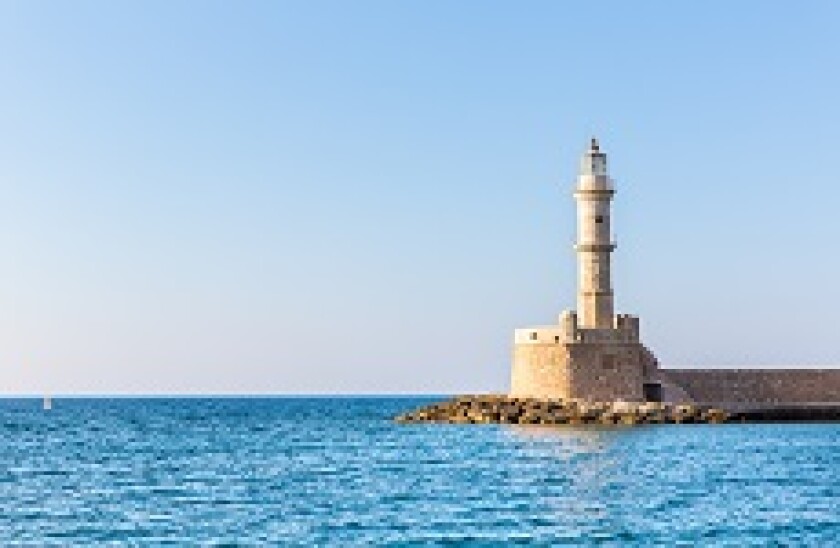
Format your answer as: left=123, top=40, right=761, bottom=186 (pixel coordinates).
left=574, top=240, right=617, bottom=252
left=575, top=176, right=614, bottom=194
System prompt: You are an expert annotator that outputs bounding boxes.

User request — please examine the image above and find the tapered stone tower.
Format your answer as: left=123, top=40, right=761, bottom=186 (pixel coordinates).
left=510, top=138, right=660, bottom=402
left=575, top=138, right=615, bottom=329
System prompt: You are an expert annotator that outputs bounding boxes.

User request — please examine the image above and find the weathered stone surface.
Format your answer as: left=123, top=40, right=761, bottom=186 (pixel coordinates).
left=661, top=369, right=840, bottom=406
left=511, top=341, right=658, bottom=402
left=394, top=395, right=742, bottom=426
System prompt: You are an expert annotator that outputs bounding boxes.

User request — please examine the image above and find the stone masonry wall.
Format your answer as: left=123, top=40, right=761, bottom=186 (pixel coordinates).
left=663, top=369, right=840, bottom=405
left=566, top=344, right=648, bottom=402
left=510, top=344, right=571, bottom=399
left=510, top=341, right=655, bottom=401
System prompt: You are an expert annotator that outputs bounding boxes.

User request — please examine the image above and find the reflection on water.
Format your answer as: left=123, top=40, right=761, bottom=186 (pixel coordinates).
left=0, top=397, right=837, bottom=544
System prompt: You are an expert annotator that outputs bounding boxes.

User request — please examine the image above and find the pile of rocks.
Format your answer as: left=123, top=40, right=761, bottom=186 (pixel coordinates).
left=394, top=395, right=729, bottom=425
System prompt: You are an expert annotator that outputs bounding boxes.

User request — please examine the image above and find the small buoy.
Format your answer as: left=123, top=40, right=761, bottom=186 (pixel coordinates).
left=43, top=396, right=52, bottom=410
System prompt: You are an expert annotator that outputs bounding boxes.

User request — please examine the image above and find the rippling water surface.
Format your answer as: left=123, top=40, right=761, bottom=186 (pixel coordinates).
left=0, top=397, right=837, bottom=544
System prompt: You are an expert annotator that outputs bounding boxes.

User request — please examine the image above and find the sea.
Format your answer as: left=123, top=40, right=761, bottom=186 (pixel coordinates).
left=0, top=397, right=837, bottom=545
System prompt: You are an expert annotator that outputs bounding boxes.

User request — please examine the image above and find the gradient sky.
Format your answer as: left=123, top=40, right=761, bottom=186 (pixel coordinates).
left=1, top=1, right=839, bottom=394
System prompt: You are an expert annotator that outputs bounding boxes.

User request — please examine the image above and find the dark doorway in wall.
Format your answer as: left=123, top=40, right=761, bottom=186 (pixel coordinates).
left=643, top=382, right=663, bottom=403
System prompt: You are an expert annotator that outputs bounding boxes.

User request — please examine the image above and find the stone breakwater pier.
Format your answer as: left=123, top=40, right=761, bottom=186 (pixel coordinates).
left=395, top=395, right=840, bottom=426
left=395, top=395, right=729, bottom=426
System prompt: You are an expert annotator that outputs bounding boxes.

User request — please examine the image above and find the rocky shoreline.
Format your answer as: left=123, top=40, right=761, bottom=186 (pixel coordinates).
left=396, top=395, right=840, bottom=425
left=395, top=395, right=731, bottom=425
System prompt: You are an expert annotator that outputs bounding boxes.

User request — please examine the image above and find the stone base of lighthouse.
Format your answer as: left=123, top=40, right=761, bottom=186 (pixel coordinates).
left=510, top=310, right=662, bottom=402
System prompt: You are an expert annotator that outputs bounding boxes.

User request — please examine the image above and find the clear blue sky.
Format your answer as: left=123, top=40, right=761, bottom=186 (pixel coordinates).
left=1, top=1, right=839, bottom=394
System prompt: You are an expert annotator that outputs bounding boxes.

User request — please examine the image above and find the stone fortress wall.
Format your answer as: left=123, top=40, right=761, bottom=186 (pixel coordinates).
left=511, top=342, right=650, bottom=402
left=511, top=310, right=655, bottom=402
left=511, top=344, right=571, bottom=400
left=512, top=330, right=840, bottom=407
left=660, top=369, right=840, bottom=406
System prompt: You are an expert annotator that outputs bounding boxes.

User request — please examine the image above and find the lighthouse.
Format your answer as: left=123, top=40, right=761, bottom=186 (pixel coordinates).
left=510, top=137, right=659, bottom=402
left=507, top=137, right=840, bottom=405
left=575, top=138, right=615, bottom=329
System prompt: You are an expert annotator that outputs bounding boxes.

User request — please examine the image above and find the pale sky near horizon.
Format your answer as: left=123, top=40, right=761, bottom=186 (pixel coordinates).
left=1, top=1, right=839, bottom=394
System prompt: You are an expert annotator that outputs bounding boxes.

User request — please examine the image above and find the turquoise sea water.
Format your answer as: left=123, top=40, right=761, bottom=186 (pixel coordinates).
left=0, top=397, right=837, bottom=545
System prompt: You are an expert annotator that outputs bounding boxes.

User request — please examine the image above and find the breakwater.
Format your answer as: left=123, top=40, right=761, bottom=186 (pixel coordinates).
left=395, top=395, right=840, bottom=425
left=395, top=395, right=728, bottom=425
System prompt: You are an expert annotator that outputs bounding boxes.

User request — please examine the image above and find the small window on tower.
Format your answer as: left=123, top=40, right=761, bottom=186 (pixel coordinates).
left=595, top=215, right=604, bottom=224
left=530, top=332, right=538, bottom=341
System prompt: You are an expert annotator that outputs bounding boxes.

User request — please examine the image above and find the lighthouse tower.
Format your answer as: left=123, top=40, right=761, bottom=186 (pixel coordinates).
left=510, top=137, right=660, bottom=402
left=575, top=138, right=615, bottom=329
left=507, top=137, right=840, bottom=406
